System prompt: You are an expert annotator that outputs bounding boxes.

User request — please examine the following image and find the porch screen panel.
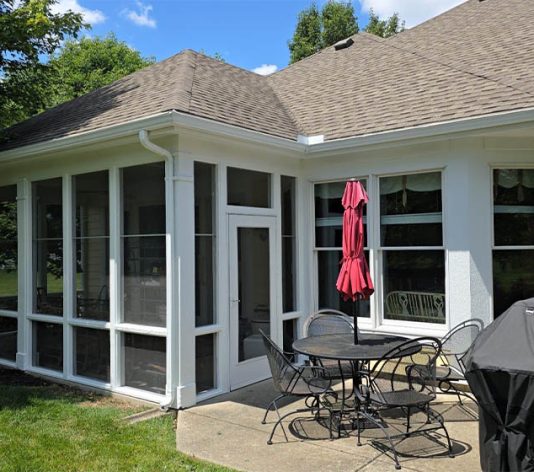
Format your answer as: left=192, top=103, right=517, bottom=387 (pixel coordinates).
left=281, top=176, right=296, bottom=313
left=493, top=169, right=534, bottom=317
left=32, top=321, right=63, bottom=371
left=0, top=316, right=17, bottom=361
left=194, top=163, right=215, bottom=327
left=74, top=171, right=110, bottom=321
left=121, top=163, right=166, bottom=327
left=314, top=180, right=370, bottom=317
left=33, top=178, right=63, bottom=316
left=0, top=186, right=17, bottom=312
left=380, top=172, right=445, bottom=324
left=74, top=327, right=110, bottom=382
left=123, top=333, right=166, bottom=394
left=195, top=334, right=215, bottom=394
left=227, top=167, right=271, bottom=208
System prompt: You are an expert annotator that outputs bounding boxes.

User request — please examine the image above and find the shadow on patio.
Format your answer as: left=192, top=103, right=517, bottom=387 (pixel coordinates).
left=176, top=380, right=480, bottom=472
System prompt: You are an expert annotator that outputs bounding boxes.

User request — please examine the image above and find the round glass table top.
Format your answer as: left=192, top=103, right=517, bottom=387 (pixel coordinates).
left=293, top=333, right=411, bottom=361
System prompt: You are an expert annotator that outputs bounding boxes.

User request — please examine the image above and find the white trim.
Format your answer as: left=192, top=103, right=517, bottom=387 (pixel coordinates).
left=195, top=324, right=222, bottom=336
left=306, top=107, right=534, bottom=155
left=63, top=175, right=74, bottom=379
left=0, top=358, right=17, bottom=369
left=114, top=323, right=167, bottom=337
left=0, top=112, right=175, bottom=162
left=4, top=107, right=534, bottom=163
left=0, top=310, right=18, bottom=318
left=113, top=386, right=165, bottom=404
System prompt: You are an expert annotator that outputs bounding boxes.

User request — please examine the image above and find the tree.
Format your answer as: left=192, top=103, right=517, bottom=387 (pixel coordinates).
left=365, top=9, right=405, bottom=38
left=321, top=1, right=358, bottom=49
left=288, top=3, right=322, bottom=64
left=48, top=34, right=155, bottom=106
left=1, top=34, right=154, bottom=128
left=289, top=1, right=404, bottom=63
left=0, top=0, right=85, bottom=127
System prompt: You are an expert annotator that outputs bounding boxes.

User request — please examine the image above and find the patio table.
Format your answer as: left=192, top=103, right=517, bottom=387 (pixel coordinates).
left=293, top=333, right=412, bottom=434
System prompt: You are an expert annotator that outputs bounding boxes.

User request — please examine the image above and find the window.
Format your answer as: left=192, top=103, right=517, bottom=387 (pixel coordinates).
left=281, top=176, right=296, bottom=313
left=380, top=172, right=445, bottom=324
left=493, top=169, right=534, bottom=317
left=195, top=163, right=215, bottom=327
left=124, top=333, right=166, bottom=394
left=227, top=167, right=271, bottom=207
left=122, top=163, right=166, bottom=327
left=74, top=172, right=109, bottom=321
left=0, top=185, right=17, bottom=312
left=33, top=178, right=63, bottom=316
left=282, top=318, right=297, bottom=355
left=314, top=180, right=370, bottom=317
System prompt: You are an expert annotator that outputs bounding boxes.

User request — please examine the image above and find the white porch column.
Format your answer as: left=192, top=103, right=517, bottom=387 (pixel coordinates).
left=17, top=178, right=31, bottom=370
left=172, top=149, right=196, bottom=408
left=445, top=144, right=493, bottom=329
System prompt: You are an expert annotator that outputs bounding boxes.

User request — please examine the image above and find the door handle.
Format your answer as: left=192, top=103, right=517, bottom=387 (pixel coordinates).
left=231, top=298, right=241, bottom=303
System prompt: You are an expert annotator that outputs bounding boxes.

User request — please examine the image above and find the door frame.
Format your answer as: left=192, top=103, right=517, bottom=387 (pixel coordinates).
left=228, top=213, right=279, bottom=390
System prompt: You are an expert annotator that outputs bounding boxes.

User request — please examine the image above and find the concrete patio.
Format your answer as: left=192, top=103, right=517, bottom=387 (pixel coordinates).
left=176, top=380, right=480, bottom=472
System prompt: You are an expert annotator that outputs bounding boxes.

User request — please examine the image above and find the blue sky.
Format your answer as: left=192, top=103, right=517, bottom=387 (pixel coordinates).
left=52, top=0, right=465, bottom=74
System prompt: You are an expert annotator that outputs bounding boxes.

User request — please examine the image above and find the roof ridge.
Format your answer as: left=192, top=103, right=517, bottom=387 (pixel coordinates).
left=377, top=28, right=534, bottom=102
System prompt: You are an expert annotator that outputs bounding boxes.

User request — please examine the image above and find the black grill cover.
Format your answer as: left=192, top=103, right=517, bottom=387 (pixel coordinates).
left=464, top=298, right=534, bottom=472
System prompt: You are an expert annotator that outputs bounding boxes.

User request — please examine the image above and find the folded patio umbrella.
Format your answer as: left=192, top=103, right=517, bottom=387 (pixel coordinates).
left=336, top=180, right=374, bottom=344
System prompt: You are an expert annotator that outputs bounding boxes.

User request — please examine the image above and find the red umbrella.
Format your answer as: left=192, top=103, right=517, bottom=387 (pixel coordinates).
left=336, top=180, right=374, bottom=344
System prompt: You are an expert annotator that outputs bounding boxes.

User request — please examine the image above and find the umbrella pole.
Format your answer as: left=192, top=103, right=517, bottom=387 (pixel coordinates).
left=352, top=301, right=359, bottom=344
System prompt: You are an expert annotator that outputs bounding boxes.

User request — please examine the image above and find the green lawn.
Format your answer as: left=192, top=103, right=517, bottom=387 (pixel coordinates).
left=0, top=376, right=232, bottom=472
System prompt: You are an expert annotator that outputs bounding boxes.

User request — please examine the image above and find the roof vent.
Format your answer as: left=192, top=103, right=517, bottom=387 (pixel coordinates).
left=334, top=37, right=354, bottom=51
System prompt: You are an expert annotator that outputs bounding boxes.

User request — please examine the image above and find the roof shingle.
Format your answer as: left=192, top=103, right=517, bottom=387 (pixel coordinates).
left=2, top=0, right=534, bottom=152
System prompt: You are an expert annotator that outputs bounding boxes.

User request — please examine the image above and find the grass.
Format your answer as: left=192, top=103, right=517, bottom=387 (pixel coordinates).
left=0, top=372, right=233, bottom=472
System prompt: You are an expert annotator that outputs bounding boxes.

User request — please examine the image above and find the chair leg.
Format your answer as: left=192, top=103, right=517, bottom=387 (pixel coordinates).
left=267, top=407, right=312, bottom=445
left=262, top=394, right=285, bottom=424
left=406, top=407, right=411, bottom=433
left=359, top=411, right=401, bottom=470
left=356, top=411, right=362, bottom=447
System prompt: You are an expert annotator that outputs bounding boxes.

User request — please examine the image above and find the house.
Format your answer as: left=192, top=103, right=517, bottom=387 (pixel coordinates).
left=0, top=0, right=532, bottom=408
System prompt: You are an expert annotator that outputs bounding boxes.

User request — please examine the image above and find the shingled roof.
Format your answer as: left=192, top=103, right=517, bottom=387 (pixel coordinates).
left=2, top=0, right=534, bottom=152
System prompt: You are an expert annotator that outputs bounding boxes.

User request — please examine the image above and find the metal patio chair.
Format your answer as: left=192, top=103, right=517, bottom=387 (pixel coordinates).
left=303, top=309, right=357, bottom=380
left=355, top=337, right=453, bottom=470
left=260, top=330, right=335, bottom=444
left=436, top=318, right=484, bottom=409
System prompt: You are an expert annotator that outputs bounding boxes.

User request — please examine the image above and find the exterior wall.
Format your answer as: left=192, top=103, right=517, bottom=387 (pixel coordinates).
left=304, top=135, right=534, bottom=336
left=1, top=126, right=533, bottom=407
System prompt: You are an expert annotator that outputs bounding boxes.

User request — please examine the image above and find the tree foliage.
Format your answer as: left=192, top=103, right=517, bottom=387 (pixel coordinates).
left=321, top=1, right=358, bottom=50
left=289, top=1, right=404, bottom=63
left=1, top=34, right=154, bottom=129
left=288, top=3, right=322, bottom=64
left=48, top=34, right=154, bottom=106
left=364, top=9, right=405, bottom=38
left=0, top=0, right=85, bottom=127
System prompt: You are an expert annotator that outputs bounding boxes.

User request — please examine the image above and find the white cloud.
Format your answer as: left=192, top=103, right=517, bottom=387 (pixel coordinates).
left=360, top=0, right=467, bottom=28
left=51, top=0, right=106, bottom=25
left=252, top=64, right=278, bottom=76
left=123, top=1, right=157, bottom=28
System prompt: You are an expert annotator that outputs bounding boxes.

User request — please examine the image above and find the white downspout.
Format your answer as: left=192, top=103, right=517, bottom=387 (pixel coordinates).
left=138, top=129, right=177, bottom=410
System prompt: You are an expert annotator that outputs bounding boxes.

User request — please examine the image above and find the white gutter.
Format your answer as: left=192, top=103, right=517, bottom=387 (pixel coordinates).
left=0, top=112, right=175, bottom=162
left=2, top=104, right=534, bottom=162
left=138, top=129, right=177, bottom=411
left=169, top=111, right=304, bottom=152
left=307, top=106, right=534, bottom=155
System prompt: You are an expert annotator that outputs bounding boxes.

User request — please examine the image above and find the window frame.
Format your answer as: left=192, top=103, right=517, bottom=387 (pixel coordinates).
left=490, top=165, right=534, bottom=319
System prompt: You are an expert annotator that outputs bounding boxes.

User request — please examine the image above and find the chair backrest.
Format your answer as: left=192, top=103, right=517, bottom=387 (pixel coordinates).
left=368, top=337, right=442, bottom=403
left=441, top=318, right=484, bottom=372
left=304, top=309, right=355, bottom=337
left=260, top=330, right=298, bottom=394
